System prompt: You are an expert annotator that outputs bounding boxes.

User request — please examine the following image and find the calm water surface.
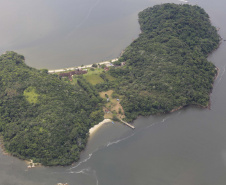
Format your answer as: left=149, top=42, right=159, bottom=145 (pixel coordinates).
left=0, top=0, right=176, bottom=69
left=0, top=0, right=226, bottom=184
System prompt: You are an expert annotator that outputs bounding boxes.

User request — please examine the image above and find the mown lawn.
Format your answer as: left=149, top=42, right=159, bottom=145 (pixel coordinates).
left=83, top=68, right=104, bottom=85
left=84, top=74, right=104, bottom=85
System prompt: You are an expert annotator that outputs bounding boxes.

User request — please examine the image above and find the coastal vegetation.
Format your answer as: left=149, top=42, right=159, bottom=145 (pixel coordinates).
left=0, top=3, right=220, bottom=166
left=0, top=51, right=103, bottom=166
left=101, top=3, right=220, bottom=121
left=83, top=68, right=104, bottom=85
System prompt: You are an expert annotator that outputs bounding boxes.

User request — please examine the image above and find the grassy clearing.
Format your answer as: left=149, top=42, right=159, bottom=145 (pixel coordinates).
left=83, top=68, right=104, bottom=85
left=84, top=74, right=104, bottom=85
left=23, top=87, right=39, bottom=104
left=57, top=68, right=114, bottom=86
left=84, top=68, right=104, bottom=76
left=100, top=90, right=125, bottom=119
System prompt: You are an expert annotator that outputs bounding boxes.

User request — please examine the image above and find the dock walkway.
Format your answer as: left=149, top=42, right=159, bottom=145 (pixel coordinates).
left=119, top=119, right=135, bottom=129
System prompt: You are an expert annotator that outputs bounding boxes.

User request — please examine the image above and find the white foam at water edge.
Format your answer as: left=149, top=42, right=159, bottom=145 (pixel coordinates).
left=215, top=64, right=226, bottom=87
left=68, top=133, right=134, bottom=171
left=219, top=65, right=226, bottom=81
left=68, top=153, right=93, bottom=171
left=68, top=117, right=171, bottom=172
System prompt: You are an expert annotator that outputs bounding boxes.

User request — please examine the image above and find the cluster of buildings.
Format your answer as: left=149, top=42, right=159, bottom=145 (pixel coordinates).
left=57, top=60, right=126, bottom=81
left=59, top=68, right=87, bottom=81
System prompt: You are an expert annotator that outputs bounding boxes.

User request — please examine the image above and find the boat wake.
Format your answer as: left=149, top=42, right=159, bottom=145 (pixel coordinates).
left=106, top=133, right=135, bottom=147
left=161, top=117, right=170, bottom=123
left=106, top=116, right=171, bottom=148
left=72, top=167, right=91, bottom=175
left=66, top=0, right=101, bottom=37
left=71, top=168, right=99, bottom=185
left=68, top=151, right=96, bottom=171
left=77, top=0, right=101, bottom=28
left=68, top=132, right=136, bottom=172
left=64, top=116, right=173, bottom=185
left=94, top=170, right=99, bottom=185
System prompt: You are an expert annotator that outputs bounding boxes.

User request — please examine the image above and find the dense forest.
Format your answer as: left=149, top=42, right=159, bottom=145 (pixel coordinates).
left=102, top=3, right=220, bottom=121
left=0, top=51, right=103, bottom=165
left=0, top=3, right=220, bottom=166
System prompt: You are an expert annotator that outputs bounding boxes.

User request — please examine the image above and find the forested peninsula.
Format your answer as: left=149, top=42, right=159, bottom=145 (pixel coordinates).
left=0, top=52, right=104, bottom=166
left=104, top=3, right=220, bottom=121
left=0, top=3, right=220, bottom=166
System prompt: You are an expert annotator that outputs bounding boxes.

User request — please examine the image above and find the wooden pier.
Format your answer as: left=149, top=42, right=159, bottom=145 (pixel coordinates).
left=119, top=119, right=135, bottom=129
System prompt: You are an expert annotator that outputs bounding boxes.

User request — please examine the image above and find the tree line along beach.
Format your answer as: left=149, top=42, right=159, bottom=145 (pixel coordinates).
left=0, top=3, right=220, bottom=168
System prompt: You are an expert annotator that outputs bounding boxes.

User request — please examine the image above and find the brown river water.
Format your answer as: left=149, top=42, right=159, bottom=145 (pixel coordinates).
left=0, top=0, right=226, bottom=184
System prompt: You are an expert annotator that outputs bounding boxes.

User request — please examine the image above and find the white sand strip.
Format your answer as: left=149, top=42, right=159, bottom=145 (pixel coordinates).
left=89, top=119, right=112, bottom=136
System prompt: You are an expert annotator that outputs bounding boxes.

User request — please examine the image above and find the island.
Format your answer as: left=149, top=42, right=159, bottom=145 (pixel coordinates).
left=0, top=3, right=220, bottom=166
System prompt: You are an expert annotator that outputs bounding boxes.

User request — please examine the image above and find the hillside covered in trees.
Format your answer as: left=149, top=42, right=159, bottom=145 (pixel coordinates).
left=0, top=3, right=220, bottom=166
left=102, top=3, right=220, bottom=121
left=0, top=51, right=103, bottom=166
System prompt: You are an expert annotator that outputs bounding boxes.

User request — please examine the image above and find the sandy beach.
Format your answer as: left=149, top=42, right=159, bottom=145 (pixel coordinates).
left=48, top=58, right=118, bottom=73
left=89, top=119, right=112, bottom=136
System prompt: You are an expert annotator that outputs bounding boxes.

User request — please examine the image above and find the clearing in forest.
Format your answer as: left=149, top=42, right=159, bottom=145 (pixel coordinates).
left=99, top=90, right=125, bottom=119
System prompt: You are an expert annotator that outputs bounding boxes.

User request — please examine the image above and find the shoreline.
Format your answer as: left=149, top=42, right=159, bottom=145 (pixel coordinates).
left=48, top=58, right=118, bottom=74
left=26, top=159, right=41, bottom=168
left=0, top=66, right=219, bottom=167
left=0, top=137, right=10, bottom=156
left=89, top=119, right=112, bottom=136
left=207, top=67, right=220, bottom=110
left=0, top=136, right=41, bottom=168
left=0, top=67, right=219, bottom=168
left=170, top=67, right=220, bottom=113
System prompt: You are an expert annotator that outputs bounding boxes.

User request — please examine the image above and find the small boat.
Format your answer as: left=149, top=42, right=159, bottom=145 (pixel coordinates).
left=112, top=121, right=115, bottom=124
